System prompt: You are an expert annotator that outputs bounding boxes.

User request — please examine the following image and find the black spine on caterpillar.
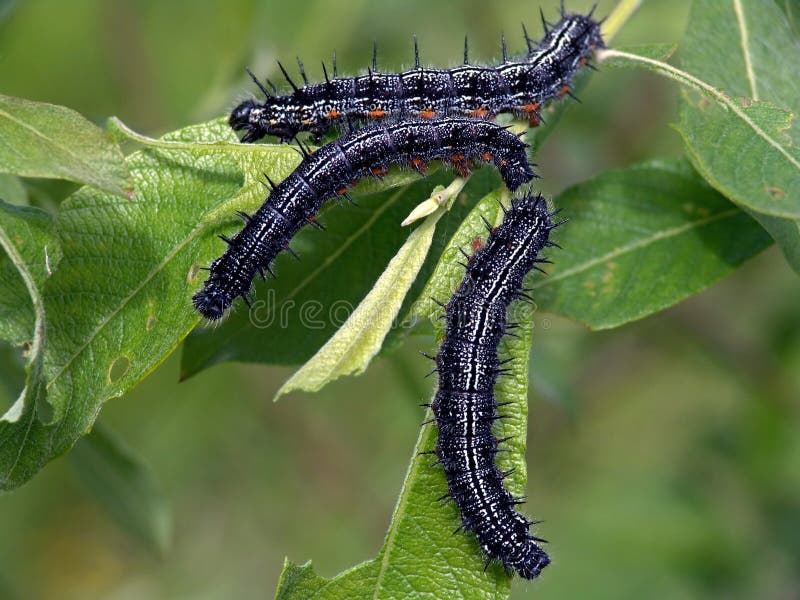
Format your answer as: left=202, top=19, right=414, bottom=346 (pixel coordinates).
left=192, top=117, right=536, bottom=321
left=431, top=195, right=555, bottom=579
left=229, top=8, right=604, bottom=143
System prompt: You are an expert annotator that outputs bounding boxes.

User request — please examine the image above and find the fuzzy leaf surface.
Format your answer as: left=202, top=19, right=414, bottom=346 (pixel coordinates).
left=0, top=94, right=132, bottom=197
left=0, top=119, right=306, bottom=489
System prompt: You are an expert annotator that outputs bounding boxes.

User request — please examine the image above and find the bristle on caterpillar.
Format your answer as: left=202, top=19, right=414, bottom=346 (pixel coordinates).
left=193, top=118, right=536, bottom=320
left=429, top=194, right=557, bottom=579
left=230, top=9, right=604, bottom=142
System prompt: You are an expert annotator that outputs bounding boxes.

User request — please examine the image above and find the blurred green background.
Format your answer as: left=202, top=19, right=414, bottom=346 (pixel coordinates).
left=1, top=0, right=799, bottom=598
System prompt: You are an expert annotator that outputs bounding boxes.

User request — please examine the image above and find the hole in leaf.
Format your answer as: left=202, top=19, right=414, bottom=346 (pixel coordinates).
left=108, top=356, right=131, bottom=384
left=0, top=340, right=26, bottom=415
left=766, top=186, right=785, bottom=200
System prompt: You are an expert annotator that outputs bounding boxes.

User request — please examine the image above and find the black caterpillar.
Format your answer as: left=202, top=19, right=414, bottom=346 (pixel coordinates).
left=229, top=6, right=604, bottom=142
left=193, top=117, right=536, bottom=320
left=426, top=195, right=556, bottom=578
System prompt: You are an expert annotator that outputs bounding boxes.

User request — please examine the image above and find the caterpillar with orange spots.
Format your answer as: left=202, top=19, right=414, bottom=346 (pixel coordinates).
left=193, top=117, right=536, bottom=321
left=230, top=5, right=604, bottom=142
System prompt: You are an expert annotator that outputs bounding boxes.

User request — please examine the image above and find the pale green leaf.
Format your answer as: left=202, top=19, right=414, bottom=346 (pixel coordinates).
left=274, top=208, right=443, bottom=401
left=0, top=94, right=132, bottom=197
left=0, top=118, right=301, bottom=490
left=0, top=174, right=27, bottom=206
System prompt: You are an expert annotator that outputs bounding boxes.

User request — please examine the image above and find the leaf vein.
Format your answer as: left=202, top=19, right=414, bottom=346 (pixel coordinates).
left=530, top=208, right=741, bottom=288
left=733, top=0, right=759, bottom=100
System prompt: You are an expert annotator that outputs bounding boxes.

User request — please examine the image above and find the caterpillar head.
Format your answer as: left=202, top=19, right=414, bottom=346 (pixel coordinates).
left=229, top=99, right=299, bottom=143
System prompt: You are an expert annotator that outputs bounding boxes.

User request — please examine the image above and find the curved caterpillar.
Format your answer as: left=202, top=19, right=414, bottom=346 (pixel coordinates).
left=193, top=118, right=536, bottom=321
left=230, top=7, right=604, bottom=142
left=427, top=195, right=555, bottom=578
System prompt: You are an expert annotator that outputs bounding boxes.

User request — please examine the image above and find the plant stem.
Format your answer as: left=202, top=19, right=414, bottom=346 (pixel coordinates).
left=602, top=0, right=643, bottom=43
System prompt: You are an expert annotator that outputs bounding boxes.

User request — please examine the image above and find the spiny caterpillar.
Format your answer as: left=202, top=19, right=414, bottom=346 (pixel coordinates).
left=424, top=194, right=558, bottom=578
left=230, top=5, right=604, bottom=142
left=193, top=118, right=537, bottom=320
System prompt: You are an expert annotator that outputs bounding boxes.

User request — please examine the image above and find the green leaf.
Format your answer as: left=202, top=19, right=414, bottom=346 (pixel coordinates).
left=70, top=423, right=171, bottom=556
left=0, top=174, right=27, bottom=206
left=678, top=93, right=798, bottom=218
left=676, top=0, right=800, bottom=270
left=597, top=2, right=800, bottom=274
left=596, top=47, right=800, bottom=215
left=180, top=168, right=501, bottom=375
left=0, top=115, right=502, bottom=490
left=0, top=118, right=311, bottom=490
left=410, top=191, right=505, bottom=322
left=0, top=201, right=59, bottom=487
left=276, top=195, right=537, bottom=600
left=530, top=160, right=772, bottom=330
left=0, top=94, right=133, bottom=198
left=274, top=207, right=444, bottom=401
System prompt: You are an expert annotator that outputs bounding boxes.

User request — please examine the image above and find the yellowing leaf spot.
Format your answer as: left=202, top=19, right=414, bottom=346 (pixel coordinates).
left=187, top=263, right=201, bottom=283
left=766, top=186, right=785, bottom=200
left=108, top=356, right=131, bottom=384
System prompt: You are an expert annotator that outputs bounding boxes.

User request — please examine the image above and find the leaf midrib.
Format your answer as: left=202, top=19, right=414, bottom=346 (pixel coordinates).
left=733, top=0, right=759, bottom=100
left=47, top=221, right=205, bottom=439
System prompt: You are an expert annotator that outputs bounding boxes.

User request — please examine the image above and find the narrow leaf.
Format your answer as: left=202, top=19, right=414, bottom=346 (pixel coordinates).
left=274, top=208, right=443, bottom=401
left=0, top=94, right=133, bottom=198
left=411, top=191, right=505, bottom=322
